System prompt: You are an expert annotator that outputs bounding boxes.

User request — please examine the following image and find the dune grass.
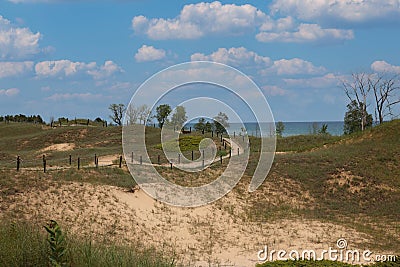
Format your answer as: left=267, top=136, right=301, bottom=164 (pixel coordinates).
left=0, top=220, right=176, bottom=267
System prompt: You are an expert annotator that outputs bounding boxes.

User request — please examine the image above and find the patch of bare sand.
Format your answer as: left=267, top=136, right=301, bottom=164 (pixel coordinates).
left=40, top=143, right=75, bottom=152
left=327, top=170, right=398, bottom=194
left=96, top=154, right=120, bottom=166
left=2, top=180, right=384, bottom=266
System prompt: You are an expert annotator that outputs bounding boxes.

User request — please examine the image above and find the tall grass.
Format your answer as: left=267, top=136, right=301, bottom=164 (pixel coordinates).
left=0, top=221, right=176, bottom=267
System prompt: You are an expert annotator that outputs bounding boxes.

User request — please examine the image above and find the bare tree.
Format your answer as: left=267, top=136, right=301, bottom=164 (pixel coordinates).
left=126, top=105, right=140, bottom=125
left=138, top=104, right=151, bottom=125
left=342, top=73, right=371, bottom=131
left=369, top=73, right=400, bottom=124
left=109, top=103, right=125, bottom=126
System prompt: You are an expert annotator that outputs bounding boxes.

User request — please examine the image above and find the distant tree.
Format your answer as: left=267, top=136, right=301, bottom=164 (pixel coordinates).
left=342, top=73, right=371, bottom=132
left=155, top=104, right=171, bottom=128
left=109, top=103, right=125, bottom=126
left=138, top=105, right=151, bottom=125
left=170, top=106, right=187, bottom=130
left=344, top=100, right=373, bottom=134
left=276, top=121, right=285, bottom=137
left=94, top=117, right=103, bottom=123
left=369, top=73, right=400, bottom=124
left=318, top=124, right=329, bottom=135
left=194, top=118, right=206, bottom=132
left=213, top=112, right=229, bottom=133
left=126, top=105, right=140, bottom=125
left=50, top=116, right=55, bottom=127
left=205, top=121, right=213, bottom=132
left=0, top=116, right=3, bottom=122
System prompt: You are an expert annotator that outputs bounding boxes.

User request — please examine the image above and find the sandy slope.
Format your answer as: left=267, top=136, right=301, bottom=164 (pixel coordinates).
left=1, top=178, right=375, bottom=266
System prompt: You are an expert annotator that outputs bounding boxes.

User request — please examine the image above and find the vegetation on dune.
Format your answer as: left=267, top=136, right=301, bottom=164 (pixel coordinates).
left=245, top=120, right=400, bottom=251
left=0, top=220, right=175, bottom=267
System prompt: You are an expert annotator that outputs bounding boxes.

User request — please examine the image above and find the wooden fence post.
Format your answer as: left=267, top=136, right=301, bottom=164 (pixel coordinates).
left=43, top=158, right=46, bottom=173
left=220, top=155, right=222, bottom=164
left=178, top=153, right=180, bottom=164
left=94, top=154, right=97, bottom=166
left=158, top=155, right=160, bottom=165
left=170, top=162, right=173, bottom=170
left=69, top=155, right=72, bottom=165
left=229, top=149, right=231, bottom=158
left=119, top=156, right=122, bottom=168
left=237, top=148, right=240, bottom=156
left=140, top=156, right=142, bottom=165
left=191, top=150, right=194, bottom=161
left=131, top=152, right=134, bottom=163
left=78, top=157, right=80, bottom=170
left=16, top=156, right=20, bottom=171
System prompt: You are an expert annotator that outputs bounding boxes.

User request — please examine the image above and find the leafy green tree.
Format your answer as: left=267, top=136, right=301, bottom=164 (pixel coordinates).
left=344, top=100, right=373, bottom=134
left=205, top=121, right=213, bottom=132
left=155, top=104, right=172, bottom=128
left=194, top=118, right=206, bottom=131
left=213, top=112, right=229, bottom=133
left=171, top=106, right=187, bottom=130
left=109, top=103, right=125, bottom=126
left=276, top=121, right=285, bottom=137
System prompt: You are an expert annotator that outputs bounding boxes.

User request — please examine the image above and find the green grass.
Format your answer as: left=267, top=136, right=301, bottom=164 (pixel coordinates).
left=244, top=120, right=400, bottom=251
left=0, top=220, right=176, bottom=267
left=276, top=134, right=342, bottom=152
left=0, top=122, right=123, bottom=168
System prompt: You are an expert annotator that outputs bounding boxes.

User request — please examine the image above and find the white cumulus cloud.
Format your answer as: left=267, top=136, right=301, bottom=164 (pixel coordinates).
left=191, top=47, right=326, bottom=76
left=262, top=85, right=288, bottom=96
left=0, top=87, right=20, bottom=96
left=269, top=58, right=327, bottom=75
left=0, top=61, right=34, bottom=78
left=256, top=23, right=354, bottom=43
left=35, top=60, right=122, bottom=79
left=371, top=60, right=400, bottom=74
left=0, top=15, right=42, bottom=60
left=88, top=60, right=124, bottom=79
left=45, top=93, right=104, bottom=101
left=131, top=1, right=356, bottom=44
left=134, top=45, right=166, bottom=62
left=132, top=1, right=268, bottom=40
left=270, top=0, right=400, bottom=25
left=191, top=47, right=271, bottom=68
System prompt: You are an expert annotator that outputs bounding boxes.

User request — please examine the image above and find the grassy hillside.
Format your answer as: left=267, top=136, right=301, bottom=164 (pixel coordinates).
left=244, top=120, right=400, bottom=250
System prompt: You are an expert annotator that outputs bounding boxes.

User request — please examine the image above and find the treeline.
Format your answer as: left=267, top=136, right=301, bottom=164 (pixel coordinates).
left=0, top=114, right=44, bottom=124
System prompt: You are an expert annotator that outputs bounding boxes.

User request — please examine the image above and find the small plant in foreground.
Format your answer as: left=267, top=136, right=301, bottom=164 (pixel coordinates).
left=44, top=220, right=67, bottom=267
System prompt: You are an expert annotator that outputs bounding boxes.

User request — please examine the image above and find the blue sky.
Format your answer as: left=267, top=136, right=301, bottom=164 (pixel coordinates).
left=1, top=0, right=400, bottom=122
